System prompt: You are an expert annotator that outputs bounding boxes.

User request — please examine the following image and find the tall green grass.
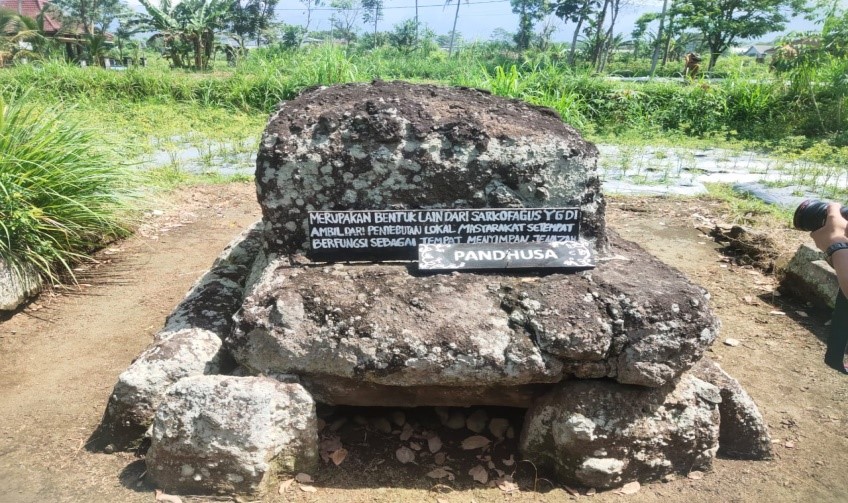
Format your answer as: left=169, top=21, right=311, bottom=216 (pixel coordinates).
left=0, top=96, right=136, bottom=283
left=1, top=45, right=844, bottom=154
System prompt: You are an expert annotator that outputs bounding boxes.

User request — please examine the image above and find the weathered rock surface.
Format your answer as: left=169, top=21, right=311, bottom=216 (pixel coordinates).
left=162, top=222, right=263, bottom=335
left=691, top=358, right=773, bottom=460
left=782, top=243, right=839, bottom=310
left=146, top=375, right=318, bottom=496
left=255, top=80, right=606, bottom=255
left=228, top=232, right=718, bottom=403
left=0, top=260, right=41, bottom=311
left=93, top=81, right=777, bottom=496
left=103, top=328, right=225, bottom=448
left=99, top=225, right=263, bottom=448
left=519, top=375, right=721, bottom=489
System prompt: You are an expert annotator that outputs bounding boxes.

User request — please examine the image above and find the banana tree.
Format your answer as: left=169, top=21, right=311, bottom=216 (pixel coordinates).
left=179, top=0, right=233, bottom=70
left=133, top=0, right=186, bottom=67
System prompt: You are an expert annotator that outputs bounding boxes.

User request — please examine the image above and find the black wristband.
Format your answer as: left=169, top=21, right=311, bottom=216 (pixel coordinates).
left=826, top=242, right=848, bottom=266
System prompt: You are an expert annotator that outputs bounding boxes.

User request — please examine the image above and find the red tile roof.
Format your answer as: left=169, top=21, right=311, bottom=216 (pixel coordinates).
left=0, top=0, right=62, bottom=34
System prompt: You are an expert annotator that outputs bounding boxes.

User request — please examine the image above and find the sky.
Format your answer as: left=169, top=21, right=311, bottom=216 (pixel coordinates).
left=126, top=0, right=826, bottom=44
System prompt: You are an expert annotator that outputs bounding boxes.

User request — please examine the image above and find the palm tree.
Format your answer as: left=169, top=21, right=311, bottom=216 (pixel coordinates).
left=0, top=8, right=25, bottom=65
left=0, top=8, right=52, bottom=64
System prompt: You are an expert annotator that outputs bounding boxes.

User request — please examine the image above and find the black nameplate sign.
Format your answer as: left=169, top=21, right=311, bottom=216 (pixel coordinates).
left=307, top=208, right=581, bottom=261
left=419, top=242, right=595, bottom=271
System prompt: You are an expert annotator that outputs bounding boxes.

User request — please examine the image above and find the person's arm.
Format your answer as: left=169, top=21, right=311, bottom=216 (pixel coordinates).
left=811, top=203, right=848, bottom=297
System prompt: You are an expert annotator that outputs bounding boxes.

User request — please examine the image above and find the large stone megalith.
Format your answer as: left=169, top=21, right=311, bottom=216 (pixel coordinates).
left=229, top=81, right=720, bottom=398
left=99, top=81, right=771, bottom=496
left=254, top=80, right=606, bottom=255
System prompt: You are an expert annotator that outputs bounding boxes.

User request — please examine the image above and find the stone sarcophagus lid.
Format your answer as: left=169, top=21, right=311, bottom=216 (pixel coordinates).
left=100, top=81, right=771, bottom=497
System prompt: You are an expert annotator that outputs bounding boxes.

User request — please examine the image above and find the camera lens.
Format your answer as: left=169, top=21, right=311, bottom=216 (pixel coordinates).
left=794, top=199, right=848, bottom=231
left=794, top=200, right=830, bottom=231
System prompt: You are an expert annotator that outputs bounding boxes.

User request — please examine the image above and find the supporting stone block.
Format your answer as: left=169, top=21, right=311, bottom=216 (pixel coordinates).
left=520, top=375, right=720, bottom=489
left=691, top=358, right=772, bottom=460
left=782, top=243, right=838, bottom=310
left=98, top=224, right=263, bottom=448
left=103, top=328, right=224, bottom=448
left=146, top=376, right=318, bottom=496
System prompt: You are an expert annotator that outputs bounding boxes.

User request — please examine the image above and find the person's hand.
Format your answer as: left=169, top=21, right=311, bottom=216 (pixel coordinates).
left=811, top=203, right=848, bottom=253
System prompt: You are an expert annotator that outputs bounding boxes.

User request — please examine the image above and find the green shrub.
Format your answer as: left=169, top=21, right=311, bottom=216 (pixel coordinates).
left=0, top=96, right=135, bottom=283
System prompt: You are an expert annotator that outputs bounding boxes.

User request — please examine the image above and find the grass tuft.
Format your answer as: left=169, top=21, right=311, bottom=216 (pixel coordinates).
left=0, top=95, right=137, bottom=284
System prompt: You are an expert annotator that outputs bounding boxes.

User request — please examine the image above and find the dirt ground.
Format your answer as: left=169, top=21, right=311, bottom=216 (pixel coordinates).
left=0, top=183, right=845, bottom=503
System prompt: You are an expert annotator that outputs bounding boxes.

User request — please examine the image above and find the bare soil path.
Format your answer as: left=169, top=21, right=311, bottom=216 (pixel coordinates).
left=0, top=184, right=845, bottom=503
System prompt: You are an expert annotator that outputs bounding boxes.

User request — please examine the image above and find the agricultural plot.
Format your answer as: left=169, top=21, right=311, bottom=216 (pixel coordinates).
left=597, top=144, right=848, bottom=205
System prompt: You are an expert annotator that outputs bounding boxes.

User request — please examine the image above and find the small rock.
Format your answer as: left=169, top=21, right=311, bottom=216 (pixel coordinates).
left=466, top=409, right=488, bottom=433
left=469, top=464, right=489, bottom=484
left=724, top=338, right=740, bottom=347
left=506, top=426, right=515, bottom=439
left=489, top=418, right=510, bottom=438
left=434, top=452, right=446, bottom=465
left=399, top=423, right=414, bottom=441
left=352, top=415, right=368, bottom=426
left=426, top=433, right=443, bottom=453
left=295, top=473, right=313, bottom=483
left=396, top=446, right=415, bottom=464
left=104, top=444, right=115, bottom=454
left=390, top=410, right=406, bottom=427
left=372, top=417, right=393, bottom=434
left=329, top=448, right=348, bottom=466
left=445, top=411, right=466, bottom=430
left=426, top=467, right=454, bottom=480
left=616, top=481, right=640, bottom=495
left=461, top=435, right=491, bottom=450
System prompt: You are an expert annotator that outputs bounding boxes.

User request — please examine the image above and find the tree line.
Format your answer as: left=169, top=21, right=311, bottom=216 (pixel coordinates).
left=0, top=0, right=836, bottom=71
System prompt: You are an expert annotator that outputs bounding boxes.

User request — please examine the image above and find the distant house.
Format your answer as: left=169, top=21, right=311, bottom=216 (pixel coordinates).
left=741, top=45, right=775, bottom=62
left=0, top=0, right=88, bottom=60
left=2, top=0, right=62, bottom=35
